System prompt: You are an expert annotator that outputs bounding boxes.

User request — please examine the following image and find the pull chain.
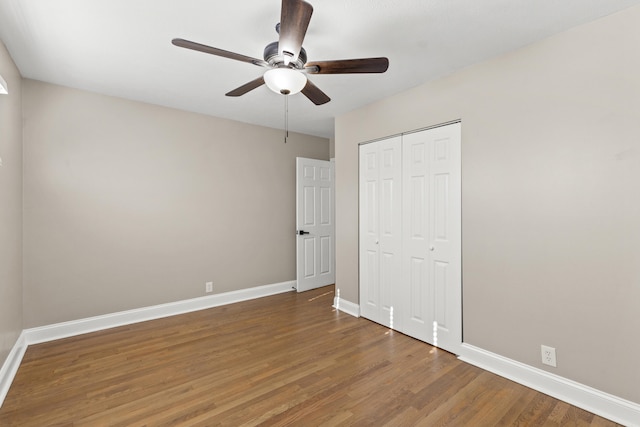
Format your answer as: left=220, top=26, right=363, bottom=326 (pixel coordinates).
left=284, top=94, right=289, bottom=143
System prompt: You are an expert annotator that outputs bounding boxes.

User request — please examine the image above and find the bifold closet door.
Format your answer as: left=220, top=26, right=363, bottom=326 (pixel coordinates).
left=359, top=136, right=402, bottom=327
left=359, top=123, right=461, bottom=354
left=397, top=123, right=461, bottom=352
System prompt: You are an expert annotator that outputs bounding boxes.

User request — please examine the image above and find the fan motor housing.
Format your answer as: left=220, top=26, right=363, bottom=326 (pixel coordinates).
left=264, top=41, right=307, bottom=69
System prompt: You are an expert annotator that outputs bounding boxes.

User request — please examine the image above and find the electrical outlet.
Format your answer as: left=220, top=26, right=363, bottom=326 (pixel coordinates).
left=205, top=282, right=213, bottom=293
left=541, top=345, right=557, bottom=367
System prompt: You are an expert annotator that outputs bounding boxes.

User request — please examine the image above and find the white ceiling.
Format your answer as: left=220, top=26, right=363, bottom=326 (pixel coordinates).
left=1, top=0, right=639, bottom=138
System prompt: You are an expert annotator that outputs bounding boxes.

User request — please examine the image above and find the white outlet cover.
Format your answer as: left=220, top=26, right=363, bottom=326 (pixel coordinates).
left=541, top=345, right=557, bottom=367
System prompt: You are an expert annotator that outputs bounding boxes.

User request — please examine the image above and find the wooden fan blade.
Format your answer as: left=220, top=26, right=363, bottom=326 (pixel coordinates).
left=172, top=38, right=268, bottom=67
left=301, top=79, right=330, bottom=105
left=226, top=76, right=266, bottom=97
left=278, top=0, right=313, bottom=62
left=305, top=57, right=389, bottom=74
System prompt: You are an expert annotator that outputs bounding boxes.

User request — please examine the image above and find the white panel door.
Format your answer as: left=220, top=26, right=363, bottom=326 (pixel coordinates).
left=397, top=133, right=429, bottom=338
left=359, top=136, right=402, bottom=327
left=296, top=158, right=335, bottom=292
left=427, top=123, right=461, bottom=352
left=358, top=123, right=461, bottom=354
left=399, top=123, right=461, bottom=353
left=359, top=143, right=381, bottom=322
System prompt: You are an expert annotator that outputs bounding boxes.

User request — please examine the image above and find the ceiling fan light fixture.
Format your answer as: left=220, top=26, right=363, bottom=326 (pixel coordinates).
left=264, top=68, right=307, bottom=95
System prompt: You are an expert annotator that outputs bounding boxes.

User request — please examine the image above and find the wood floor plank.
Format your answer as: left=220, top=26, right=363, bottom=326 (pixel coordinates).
left=0, top=286, right=622, bottom=426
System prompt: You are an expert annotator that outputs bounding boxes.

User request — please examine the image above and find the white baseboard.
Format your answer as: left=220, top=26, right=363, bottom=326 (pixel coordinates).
left=0, top=332, right=27, bottom=408
left=458, top=343, right=640, bottom=427
left=25, top=280, right=295, bottom=345
left=0, top=280, right=295, bottom=408
left=333, top=296, right=360, bottom=318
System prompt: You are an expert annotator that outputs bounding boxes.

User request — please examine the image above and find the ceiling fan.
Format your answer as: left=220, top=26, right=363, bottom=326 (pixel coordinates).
left=172, top=0, right=389, bottom=105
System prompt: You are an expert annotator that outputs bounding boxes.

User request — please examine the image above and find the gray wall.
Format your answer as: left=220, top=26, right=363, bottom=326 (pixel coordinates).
left=0, top=41, right=23, bottom=365
left=335, top=6, right=640, bottom=403
left=23, top=80, right=329, bottom=328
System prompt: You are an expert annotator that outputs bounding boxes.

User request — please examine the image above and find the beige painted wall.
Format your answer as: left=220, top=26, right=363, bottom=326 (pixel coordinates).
left=335, top=6, right=640, bottom=403
left=23, top=80, right=329, bottom=328
left=0, top=41, right=23, bottom=365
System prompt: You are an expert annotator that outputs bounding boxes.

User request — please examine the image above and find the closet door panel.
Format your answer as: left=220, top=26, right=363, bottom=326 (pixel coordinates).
left=359, top=137, right=401, bottom=327
left=379, top=138, right=402, bottom=324
left=400, top=133, right=433, bottom=342
left=427, top=123, right=462, bottom=352
left=379, top=137, right=402, bottom=326
left=359, top=143, right=381, bottom=321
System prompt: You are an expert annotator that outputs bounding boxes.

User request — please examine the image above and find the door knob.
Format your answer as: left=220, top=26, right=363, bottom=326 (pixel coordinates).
left=297, top=230, right=310, bottom=235
left=429, top=245, right=435, bottom=251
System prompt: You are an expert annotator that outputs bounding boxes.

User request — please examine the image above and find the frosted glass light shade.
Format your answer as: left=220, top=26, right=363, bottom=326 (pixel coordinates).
left=0, top=74, right=7, bottom=95
left=263, top=68, right=307, bottom=95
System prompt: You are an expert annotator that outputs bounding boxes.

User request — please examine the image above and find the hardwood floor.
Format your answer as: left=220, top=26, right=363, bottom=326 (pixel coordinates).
left=0, top=286, right=620, bottom=426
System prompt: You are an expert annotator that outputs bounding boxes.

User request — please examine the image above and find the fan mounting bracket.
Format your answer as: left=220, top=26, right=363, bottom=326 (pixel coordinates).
left=263, top=41, right=307, bottom=69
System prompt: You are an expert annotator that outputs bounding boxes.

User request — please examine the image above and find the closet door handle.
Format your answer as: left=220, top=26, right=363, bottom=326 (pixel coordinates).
left=429, top=245, right=435, bottom=251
